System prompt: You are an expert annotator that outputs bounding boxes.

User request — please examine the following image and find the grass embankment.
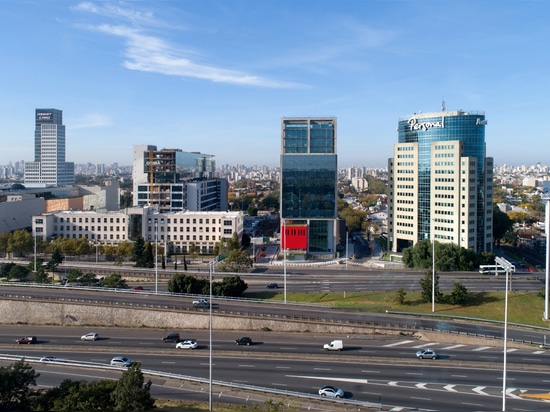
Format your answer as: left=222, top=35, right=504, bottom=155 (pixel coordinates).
left=246, top=290, right=550, bottom=328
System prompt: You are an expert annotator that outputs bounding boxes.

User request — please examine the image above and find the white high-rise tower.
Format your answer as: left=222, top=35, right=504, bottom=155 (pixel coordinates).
left=24, top=109, right=74, bottom=187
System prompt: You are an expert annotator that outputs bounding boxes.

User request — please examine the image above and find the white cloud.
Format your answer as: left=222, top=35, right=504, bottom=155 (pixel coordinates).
left=70, top=113, right=112, bottom=130
left=76, top=3, right=298, bottom=88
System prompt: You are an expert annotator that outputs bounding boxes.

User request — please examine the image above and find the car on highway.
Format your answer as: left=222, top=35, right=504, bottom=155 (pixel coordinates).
left=192, top=298, right=209, bottom=307
left=131, top=285, right=144, bottom=291
left=81, top=332, right=99, bottom=341
left=235, top=337, right=253, bottom=346
left=16, top=336, right=37, bottom=344
left=416, top=348, right=438, bottom=359
left=40, top=356, right=57, bottom=362
left=162, top=332, right=180, bottom=343
left=110, top=356, right=132, bottom=367
left=318, top=385, right=344, bottom=398
left=176, top=339, right=198, bottom=349
left=265, top=283, right=279, bottom=289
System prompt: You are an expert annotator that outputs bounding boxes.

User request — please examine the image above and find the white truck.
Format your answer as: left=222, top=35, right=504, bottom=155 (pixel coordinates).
left=323, top=339, right=343, bottom=351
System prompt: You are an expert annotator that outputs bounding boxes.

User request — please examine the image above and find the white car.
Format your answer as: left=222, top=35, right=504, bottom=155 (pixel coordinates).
left=81, top=332, right=99, bottom=341
left=176, top=339, right=198, bottom=349
left=192, top=298, right=209, bottom=307
left=318, top=385, right=344, bottom=398
left=416, top=348, right=438, bottom=359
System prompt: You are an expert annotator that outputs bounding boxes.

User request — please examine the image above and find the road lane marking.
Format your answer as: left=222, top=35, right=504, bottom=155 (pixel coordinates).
left=361, top=370, right=380, bottom=373
left=412, top=342, right=439, bottom=348
left=238, top=364, right=255, bottom=368
left=444, top=384, right=457, bottom=392
left=473, top=346, right=491, bottom=351
left=472, top=386, right=489, bottom=396
left=383, top=340, right=414, bottom=347
left=276, top=366, right=291, bottom=369
left=442, top=344, right=465, bottom=350
left=415, top=383, right=428, bottom=389
left=286, top=375, right=369, bottom=384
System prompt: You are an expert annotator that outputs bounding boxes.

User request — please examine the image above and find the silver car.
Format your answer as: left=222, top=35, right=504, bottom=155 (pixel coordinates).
left=176, top=339, right=198, bottom=349
left=416, top=348, right=438, bottom=359
left=81, top=332, right=99, bottom=341
left=110, top=356, right=132, bottom=367
left=318, top=385, right=344, bottom=398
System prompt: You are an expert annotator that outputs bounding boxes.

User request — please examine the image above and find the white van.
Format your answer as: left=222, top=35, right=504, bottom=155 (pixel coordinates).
left=323, top=340, right=343, bottom=351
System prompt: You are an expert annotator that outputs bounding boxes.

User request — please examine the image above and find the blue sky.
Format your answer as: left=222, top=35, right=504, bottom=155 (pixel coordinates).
left=1, top=0, right=549, bottom=168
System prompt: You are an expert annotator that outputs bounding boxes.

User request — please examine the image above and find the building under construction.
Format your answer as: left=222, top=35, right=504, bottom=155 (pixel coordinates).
left=132, top=145, right=227, bottom=212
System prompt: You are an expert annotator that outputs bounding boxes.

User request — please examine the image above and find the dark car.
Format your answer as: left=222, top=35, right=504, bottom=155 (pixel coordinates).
left=265, top=283, right=279, bottom=289
left=16, top=336, right=37, bottom=344
left=162, top=332, right=180, bottom=343
left=235, top=337, right=252, bottom=346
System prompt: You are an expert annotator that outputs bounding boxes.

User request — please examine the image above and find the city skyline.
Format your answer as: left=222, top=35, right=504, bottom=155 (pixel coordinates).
left=1, top=1, right=549, bottom=168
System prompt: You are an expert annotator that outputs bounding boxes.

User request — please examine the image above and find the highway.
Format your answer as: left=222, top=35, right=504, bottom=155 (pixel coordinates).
left=2, top=325, right=550, bottom=411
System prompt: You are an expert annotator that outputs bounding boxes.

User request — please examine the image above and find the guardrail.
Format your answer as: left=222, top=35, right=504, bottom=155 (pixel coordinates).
left=0, top=354, right=381, bottom=410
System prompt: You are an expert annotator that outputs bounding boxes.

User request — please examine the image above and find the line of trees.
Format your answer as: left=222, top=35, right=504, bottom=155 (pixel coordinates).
left=0, top=360, right=154, bottom=411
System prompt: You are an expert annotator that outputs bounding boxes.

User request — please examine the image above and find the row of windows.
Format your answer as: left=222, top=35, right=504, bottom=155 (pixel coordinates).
left=396, top=177, right=415, bottom=181
left=434, top=202, right=454, bottom=207
left=434, top=170, right=455, bottom=174
left=148, top=226, right=220, bottom=233
left=435, top=153, right=455, bottom=158
left=52, top=233, right=126, bottom=241
left=434, top=161, right=455, bottom=166
left=58, top=226, right=123, bottom=232
left=396, top=207, right=414, bottom=212
left=148, top=218, right=229, bottom=225
left=435, top=178, right=455, bottom=182
left=434, top=194, right=455, bottom=199
left=396, top=169, right=415, bottom=174
left=434, top=144, right=455, bottom=150
left=396, top=153, right=414, bottom=159
left=396, top=214, right=414, bottom=220
left=396, top=184, right=414, bottom=189
left=57, top=217, right=124, bottom=224
left=397, top=146, right=415, bottom=151
left=396, top=192, right=415, bottom=197
left=397, top=162, right=415, bottom=166
left=434, top=186, right=456, bottom=191
left=434, top=210, right=455, bottom=215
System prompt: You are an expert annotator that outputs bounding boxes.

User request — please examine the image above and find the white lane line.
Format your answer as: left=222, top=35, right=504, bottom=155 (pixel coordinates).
left=473, top=346, right=491, bottom=351
left=286, top=375, right=369, bottom=384
left=276, top=366, right=291, bottom=369
left=383, top=340, right=414, bottom=347
left=444, top=384, right=457, bottom=392
left=442, top=344, right=466, bottom=350
left=473, top=386, right=489, bottom=396
left=238, top=364, right=255, bottom=368
left=412, top=342, right=439, bottom=348
left=361, top=370, right=380, bottom=373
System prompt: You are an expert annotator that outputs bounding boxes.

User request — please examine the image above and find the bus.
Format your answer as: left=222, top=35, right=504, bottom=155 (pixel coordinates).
left=479, top=264, right=515, bottom=275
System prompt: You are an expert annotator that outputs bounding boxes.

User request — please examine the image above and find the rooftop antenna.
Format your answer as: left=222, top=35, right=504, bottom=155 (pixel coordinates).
left=441, top=99, right=446, bottom=111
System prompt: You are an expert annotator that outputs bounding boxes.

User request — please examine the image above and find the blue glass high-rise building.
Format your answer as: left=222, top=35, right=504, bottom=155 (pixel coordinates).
left=280, top=117, right=338, bottom=256
left=388, top=109, right=493, bottom=253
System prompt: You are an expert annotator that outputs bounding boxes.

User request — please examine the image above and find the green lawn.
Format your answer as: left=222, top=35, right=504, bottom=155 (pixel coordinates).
left=246, top=290, right=550, bottom=328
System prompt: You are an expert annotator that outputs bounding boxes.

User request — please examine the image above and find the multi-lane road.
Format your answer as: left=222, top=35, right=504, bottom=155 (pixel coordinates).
left=1, top=325, right=550, bottom=411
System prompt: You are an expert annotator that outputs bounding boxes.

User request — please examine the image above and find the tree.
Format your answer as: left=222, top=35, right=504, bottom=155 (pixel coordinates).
left=213, top=275, right=248, bottom=297
left=144, top=242, right=154, bottom=268
left=0, top=231, right=10, bottom=256
left=102, top=273, right=127, bottom=289
left=0, top=359, right=39, bottom=411
left=394, top=287, right=406, bottom=305
left=493, top=205, right=514, bottom=246
left=132, top=236, right=147, bottom=267
left=217, top=249, right=253, bottom=273
left=33, top=268, right=50, bottom=283
left=1, top=262, right=16, bottom=279
left=419, top=270, right=443, bottom=304
left=168, top=274, right=208, bottom=294
left=35, top=379, right=117, bottom=411
left=449, top=282, right=469, bottom=305
left=66, top=268, right=83, bottom=284
left=8, top=230, right=33, bottom=257
left=47, top=248, right=64, bottom=272
left=111, top=364, right=154, bottom=411
left=8, top=264, right=30, bottom=281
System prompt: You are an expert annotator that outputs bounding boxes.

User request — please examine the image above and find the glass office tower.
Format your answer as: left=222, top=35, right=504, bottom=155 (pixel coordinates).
left=280, top=117, right=338, bottom=256
left=388, top=110, right=493, bottom=254
left=24, top=109, right=74, bottom=187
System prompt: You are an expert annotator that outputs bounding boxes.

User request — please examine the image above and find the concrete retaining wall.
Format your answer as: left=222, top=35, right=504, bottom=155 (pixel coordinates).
left=0, top=299, right=398, bottom=336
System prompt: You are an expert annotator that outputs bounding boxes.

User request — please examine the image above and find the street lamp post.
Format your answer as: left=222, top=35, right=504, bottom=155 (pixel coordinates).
left=154, top=218, right=158, bottom=294
left=496, top=256, right=514, bottom=411
left=543, top=189, right=550, bottom=320
left=432, top=237, right=435, bottom=313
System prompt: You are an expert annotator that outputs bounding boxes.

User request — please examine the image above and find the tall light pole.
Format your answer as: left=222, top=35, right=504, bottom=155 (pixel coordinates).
left=32, top=221, right=37, bottom=273
left=496, top=256, right=514, bottom=411
left=282, top=219, right=287, bottom=304
left=542, top=188, right=550, bottom=320
left=432, top=237, right=435, bottom=313
left=154, top=218, right=158, bottom=294
left=208, top=259, right=213, bottom=411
